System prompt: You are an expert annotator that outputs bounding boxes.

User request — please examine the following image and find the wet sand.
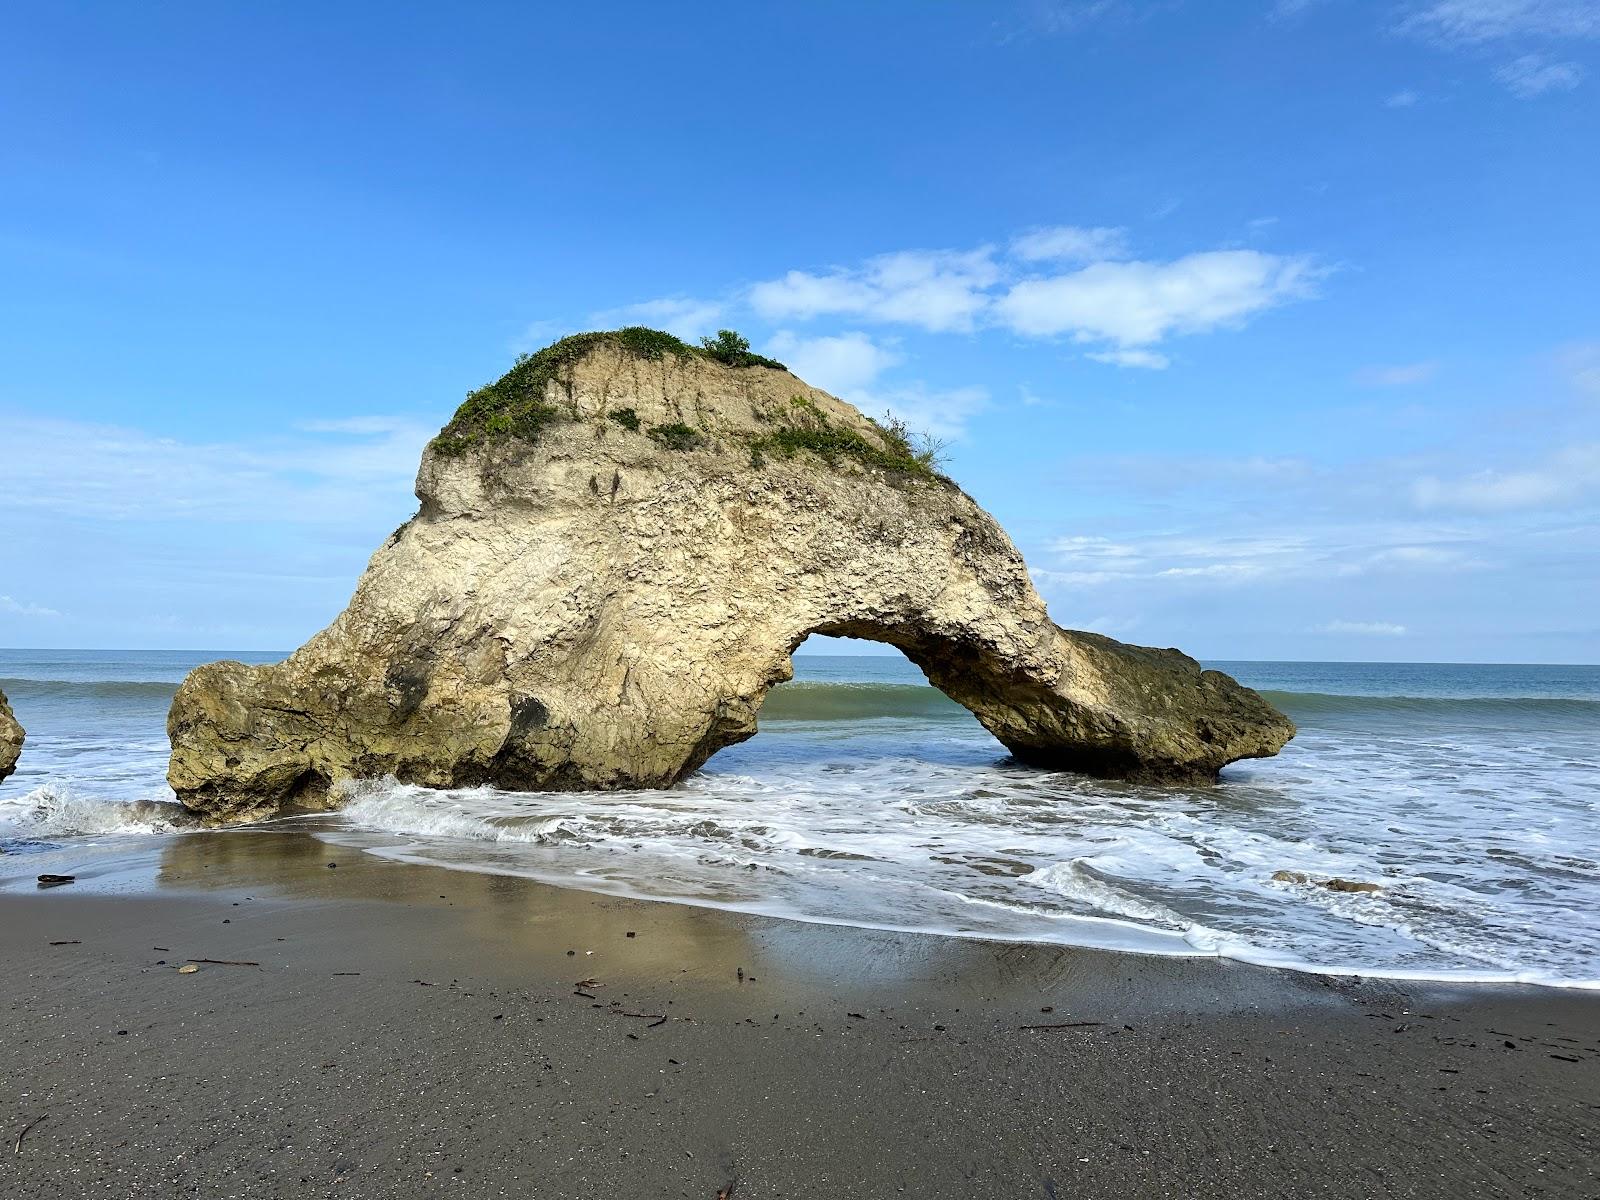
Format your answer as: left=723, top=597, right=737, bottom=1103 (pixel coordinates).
left=2, top=831, right=1596, bottom=1198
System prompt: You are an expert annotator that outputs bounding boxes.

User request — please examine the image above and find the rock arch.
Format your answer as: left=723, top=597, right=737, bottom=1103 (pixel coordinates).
left=168, top=333, right=1294, bottom=824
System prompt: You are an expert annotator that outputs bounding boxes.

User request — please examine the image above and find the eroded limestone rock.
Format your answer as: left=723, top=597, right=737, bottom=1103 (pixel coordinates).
left=168, top=331, right=1295, bottom=824
left=0, top=689, right=22, bottom=783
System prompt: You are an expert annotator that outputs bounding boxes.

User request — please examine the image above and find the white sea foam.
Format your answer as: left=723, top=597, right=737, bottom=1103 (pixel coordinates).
left=4, top=651, right=1599, bottom=989
left=0, top=784, right=191, bottom=840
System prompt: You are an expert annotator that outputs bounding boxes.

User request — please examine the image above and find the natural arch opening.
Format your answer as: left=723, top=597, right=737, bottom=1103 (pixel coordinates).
left=695, top=632, right=999, bottom=779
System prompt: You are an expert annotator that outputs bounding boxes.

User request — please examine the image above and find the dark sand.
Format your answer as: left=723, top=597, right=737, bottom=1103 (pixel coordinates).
left=2, top=831, right=1595, bottom=1198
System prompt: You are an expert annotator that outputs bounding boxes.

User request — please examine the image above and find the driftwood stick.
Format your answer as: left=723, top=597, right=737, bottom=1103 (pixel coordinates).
left=14, top=1114, right=47, bottom=1155
left=186, top=958, right=261, bottom=967
left=1018, top=1021, right=1103, bottom=1031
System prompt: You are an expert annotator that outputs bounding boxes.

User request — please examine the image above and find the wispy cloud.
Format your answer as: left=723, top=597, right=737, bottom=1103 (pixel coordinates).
left=1412, top=442, right=1600, bottom=511
left=590, top=295, right=725, bottom=341
left=0, top=414, right=433, bottom=525
left=1315, top=619, right=1408, bottom=636
left=1558, top=340, right=1600, bottom=396
left=862, top=384, right=990, bottom=442
left=0, top=595, right=62, bottom=619
left=1009, top=225, right=1129, bottom=263
left=1399, top=1, right=1598, bottom=94
left=1399, top=0, right=1600, bottom=45
left=1385, top=88, right=1422, bottom=106
left=1356, top=360, right=1439, bottom=386
left=1494, top=52, right=1585, bottom=93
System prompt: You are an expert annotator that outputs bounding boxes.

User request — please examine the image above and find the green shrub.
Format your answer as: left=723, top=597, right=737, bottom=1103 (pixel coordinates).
left=647, top=422, right=705, bottom=451
left=607, top=407, right=641, bottom=431
left=699, top=329, right=787, bottom=371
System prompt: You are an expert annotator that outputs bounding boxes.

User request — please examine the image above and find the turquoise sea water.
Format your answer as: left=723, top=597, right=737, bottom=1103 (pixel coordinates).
left=2, top=650, right=1597, bottom=987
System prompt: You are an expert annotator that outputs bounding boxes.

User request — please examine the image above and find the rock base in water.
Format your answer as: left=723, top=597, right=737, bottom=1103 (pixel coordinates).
left=0, top=689, right=22, bottom=783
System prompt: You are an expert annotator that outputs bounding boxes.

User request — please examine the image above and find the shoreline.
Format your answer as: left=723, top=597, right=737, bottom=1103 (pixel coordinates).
left=3, top=831, right=1596, bottom=1197
left=6, top=822, right=1596, bottom=993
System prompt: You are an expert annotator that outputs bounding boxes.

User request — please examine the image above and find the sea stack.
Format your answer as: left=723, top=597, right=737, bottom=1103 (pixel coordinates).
left=0, top=688, right=23, bottom=783
left=167, top=329, right=1295, bottom=824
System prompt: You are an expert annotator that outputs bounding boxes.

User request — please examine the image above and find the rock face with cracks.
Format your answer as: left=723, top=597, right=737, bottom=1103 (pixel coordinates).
left=168, top=331, right=1295, bottom=824
left=0, top=689, right=22, bottom=784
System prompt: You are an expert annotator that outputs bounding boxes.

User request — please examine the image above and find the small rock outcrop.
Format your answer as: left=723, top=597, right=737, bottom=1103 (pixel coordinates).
left=0, top=689, right=22, bottom=783
left=168, top=329, right=1295, bottom=824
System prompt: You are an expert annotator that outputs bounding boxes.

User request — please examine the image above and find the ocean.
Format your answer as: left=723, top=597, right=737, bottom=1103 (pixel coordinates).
left=2, top=649, right=1596, bottom=988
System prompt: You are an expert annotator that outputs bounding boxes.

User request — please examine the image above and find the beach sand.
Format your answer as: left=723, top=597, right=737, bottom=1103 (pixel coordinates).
left=2, top=831, right=1595, bottom=1198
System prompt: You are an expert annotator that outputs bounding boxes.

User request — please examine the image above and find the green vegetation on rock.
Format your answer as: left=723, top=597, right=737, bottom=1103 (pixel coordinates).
left=433, top=327, right=784, bottom=454
left=647, top=422, right=706, bottom=451
left=753, top=396, right=946, bottom=480
left=698, top=329, right=787, bottom=371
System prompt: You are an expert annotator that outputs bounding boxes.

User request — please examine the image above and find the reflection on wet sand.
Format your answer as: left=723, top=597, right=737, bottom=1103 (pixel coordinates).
left=148, top=828, right=1328, bottom=1013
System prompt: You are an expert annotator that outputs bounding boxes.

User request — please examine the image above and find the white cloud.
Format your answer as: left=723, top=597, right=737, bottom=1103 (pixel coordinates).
left=763, top=331, right=900, bottom=394
left=863, top=384, right=990, bottom=442
left=1009, top=225, right=1128, bottom=263
left=1494, top=52, right=1584, bottom=94
left=1356, top=360, right=1439, bottom=386
left=1048, top=535, right=1143, bottom=560
left=1363, top=545, right=1485, bottom=570
left=748, top=248, right=1000, bottom=333
left=1086, top=348, right=1171, bottom=369
left=1315, top=619, right=1408, bottom=636
left=995, top=250, right=1319, bottom=347
left=1157, top=563, right=1265, bottom=579
left=1385, top=88, right=1423, bottom=106
left=1043, top=531, right=1316, bottom=587
left=590, top=296, right=724, bottom=340
left=1412, top=443, right=1600, bottom=511
left=1400, top=0, right=1600, bottom=44
left=0, top=595, right=62, bottom=619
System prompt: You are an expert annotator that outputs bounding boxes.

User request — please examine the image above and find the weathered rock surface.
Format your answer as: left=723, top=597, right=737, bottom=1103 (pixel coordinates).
left=0, top=689, right=23, bottom=783
left=168, top=331, right=1295, bottom=824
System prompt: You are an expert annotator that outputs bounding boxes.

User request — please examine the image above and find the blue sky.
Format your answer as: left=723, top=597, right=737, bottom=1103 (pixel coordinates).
left=2, top=1, right=1597, bottom=661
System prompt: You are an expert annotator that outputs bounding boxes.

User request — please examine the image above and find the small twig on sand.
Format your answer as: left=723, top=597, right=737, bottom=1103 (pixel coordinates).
left=47, top=940, right=80, bottom=946
left=1018, top=1021, right=1103, bottom=1031
left=186, top=958, right=260, bottom=967
left=613, top=1011, right=667, bottom=1021
left=15, top=1115, right=47, bottom=1155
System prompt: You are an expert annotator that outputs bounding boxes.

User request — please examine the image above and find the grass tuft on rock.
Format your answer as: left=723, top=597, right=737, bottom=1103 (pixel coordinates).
left=606, top=407, right=641, bottom=431
left=753, top=396, right=946, bottom=480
